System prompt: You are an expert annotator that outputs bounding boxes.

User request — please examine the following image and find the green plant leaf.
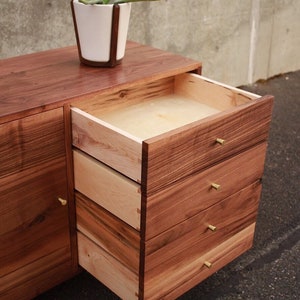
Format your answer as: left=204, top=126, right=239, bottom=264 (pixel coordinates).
left=79, top=0, right=104, bottom=4
left=114, top=0, right=159, bottom=3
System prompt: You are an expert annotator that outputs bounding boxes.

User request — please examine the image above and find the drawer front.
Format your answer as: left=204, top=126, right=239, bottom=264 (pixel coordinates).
left=73, top=149, right=141, bottom=230
left=77, top=232, right=139, bottom=300
left=143, top=223, right=255, bottom=300
left=76, top=192, right=140, bottom=274
left=143, top=181, right=261, bottom=275
left=143, top=94, right=273, bottom=195
left=144, top=143, right=267, bottom=240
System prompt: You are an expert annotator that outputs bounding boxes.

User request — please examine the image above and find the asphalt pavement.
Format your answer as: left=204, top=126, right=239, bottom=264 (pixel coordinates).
left=35, top=70, right=300, bottom=300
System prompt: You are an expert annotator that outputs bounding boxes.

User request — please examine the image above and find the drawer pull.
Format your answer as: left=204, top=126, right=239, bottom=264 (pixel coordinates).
left=211, top=183, right=221, bottom=190
left=58, top=197, right=67, bottom=206
left=204, top=261, right=213, bottom=268
left=208, top=224, right=217, bottom=231
left=216, top=138, right=225, bottom=145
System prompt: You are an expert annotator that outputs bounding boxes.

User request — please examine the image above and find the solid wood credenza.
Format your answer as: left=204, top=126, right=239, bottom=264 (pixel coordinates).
left=0, top=42, right=273, bottom=300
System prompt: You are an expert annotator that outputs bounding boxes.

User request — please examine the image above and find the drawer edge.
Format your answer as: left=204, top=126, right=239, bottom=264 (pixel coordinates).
left=71, top=107, right=142, bottom=182
left=73, top=149, right=141, bottom=230
left=76, top=192, right=140, bottom=273
left=78, top=232, right=139, bottom=300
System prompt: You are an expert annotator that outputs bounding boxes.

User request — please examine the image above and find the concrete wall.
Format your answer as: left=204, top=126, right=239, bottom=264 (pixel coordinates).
left=0, top=0, right=299, bottom=86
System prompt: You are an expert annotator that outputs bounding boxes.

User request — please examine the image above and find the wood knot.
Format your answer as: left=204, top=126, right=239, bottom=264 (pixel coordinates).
left=119, top=90, right=127, bottom=98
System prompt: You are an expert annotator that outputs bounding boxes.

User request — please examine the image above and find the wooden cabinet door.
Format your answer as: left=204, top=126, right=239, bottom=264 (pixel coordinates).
left=0, top=109, right=66, bottom=178
left=0, top=109, right=75, bottom=300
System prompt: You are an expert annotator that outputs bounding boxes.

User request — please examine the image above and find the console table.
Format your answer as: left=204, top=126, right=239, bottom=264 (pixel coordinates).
left=0, top=42, right=273, bottom=300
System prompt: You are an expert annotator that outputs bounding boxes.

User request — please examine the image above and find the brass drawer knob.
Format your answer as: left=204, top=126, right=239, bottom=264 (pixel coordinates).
left=204, top=261, right=213, bottom=268
left=58, top=197, right=67, bottom=206
left=208, top=224, right=217, bottom=231
left=216, top=138, right=225, bottom=145
left=211, top=183, right=221, bottom=190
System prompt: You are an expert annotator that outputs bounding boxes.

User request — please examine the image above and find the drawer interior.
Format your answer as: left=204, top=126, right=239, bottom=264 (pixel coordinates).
left=73, top=73, right=260, bottom=140
left=93, top=95, right=220, bottom=140
left=71, top=72, right=268, bottom=185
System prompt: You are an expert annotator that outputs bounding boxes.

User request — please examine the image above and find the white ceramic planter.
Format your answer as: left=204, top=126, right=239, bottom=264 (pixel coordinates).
left=71, top=0, right=131, bottom=66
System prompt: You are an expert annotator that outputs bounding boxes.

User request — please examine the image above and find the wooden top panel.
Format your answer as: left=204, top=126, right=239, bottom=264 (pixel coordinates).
left=0, top=41, right=201, bottom=123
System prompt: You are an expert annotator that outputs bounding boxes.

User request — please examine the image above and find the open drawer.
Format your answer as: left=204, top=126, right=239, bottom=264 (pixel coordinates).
left=71, top=73, right=273, bottom=195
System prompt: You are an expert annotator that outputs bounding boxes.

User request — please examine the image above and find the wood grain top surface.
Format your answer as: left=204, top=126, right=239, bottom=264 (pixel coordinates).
left=0, top=41, right=201, bottom=123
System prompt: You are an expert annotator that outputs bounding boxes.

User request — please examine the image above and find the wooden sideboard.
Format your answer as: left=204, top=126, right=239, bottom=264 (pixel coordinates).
left=0, top=42, right=273, bottom=300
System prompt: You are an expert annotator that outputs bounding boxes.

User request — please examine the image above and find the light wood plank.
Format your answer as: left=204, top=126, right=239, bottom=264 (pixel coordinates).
left=74, top=76, right=174, bottom=116
left=73, top=149, right=141, bottom=230
left=72, top=107, right=142, bottom=182
left=174, top=73, right=259, bottom=111
left=76, top=192, right=140, bottom=273
left=78, top=232, right=139, bottom=300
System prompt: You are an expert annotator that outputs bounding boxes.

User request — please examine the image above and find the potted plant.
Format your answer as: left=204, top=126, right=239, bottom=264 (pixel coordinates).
left=71, top=0, right=158, bottom=67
